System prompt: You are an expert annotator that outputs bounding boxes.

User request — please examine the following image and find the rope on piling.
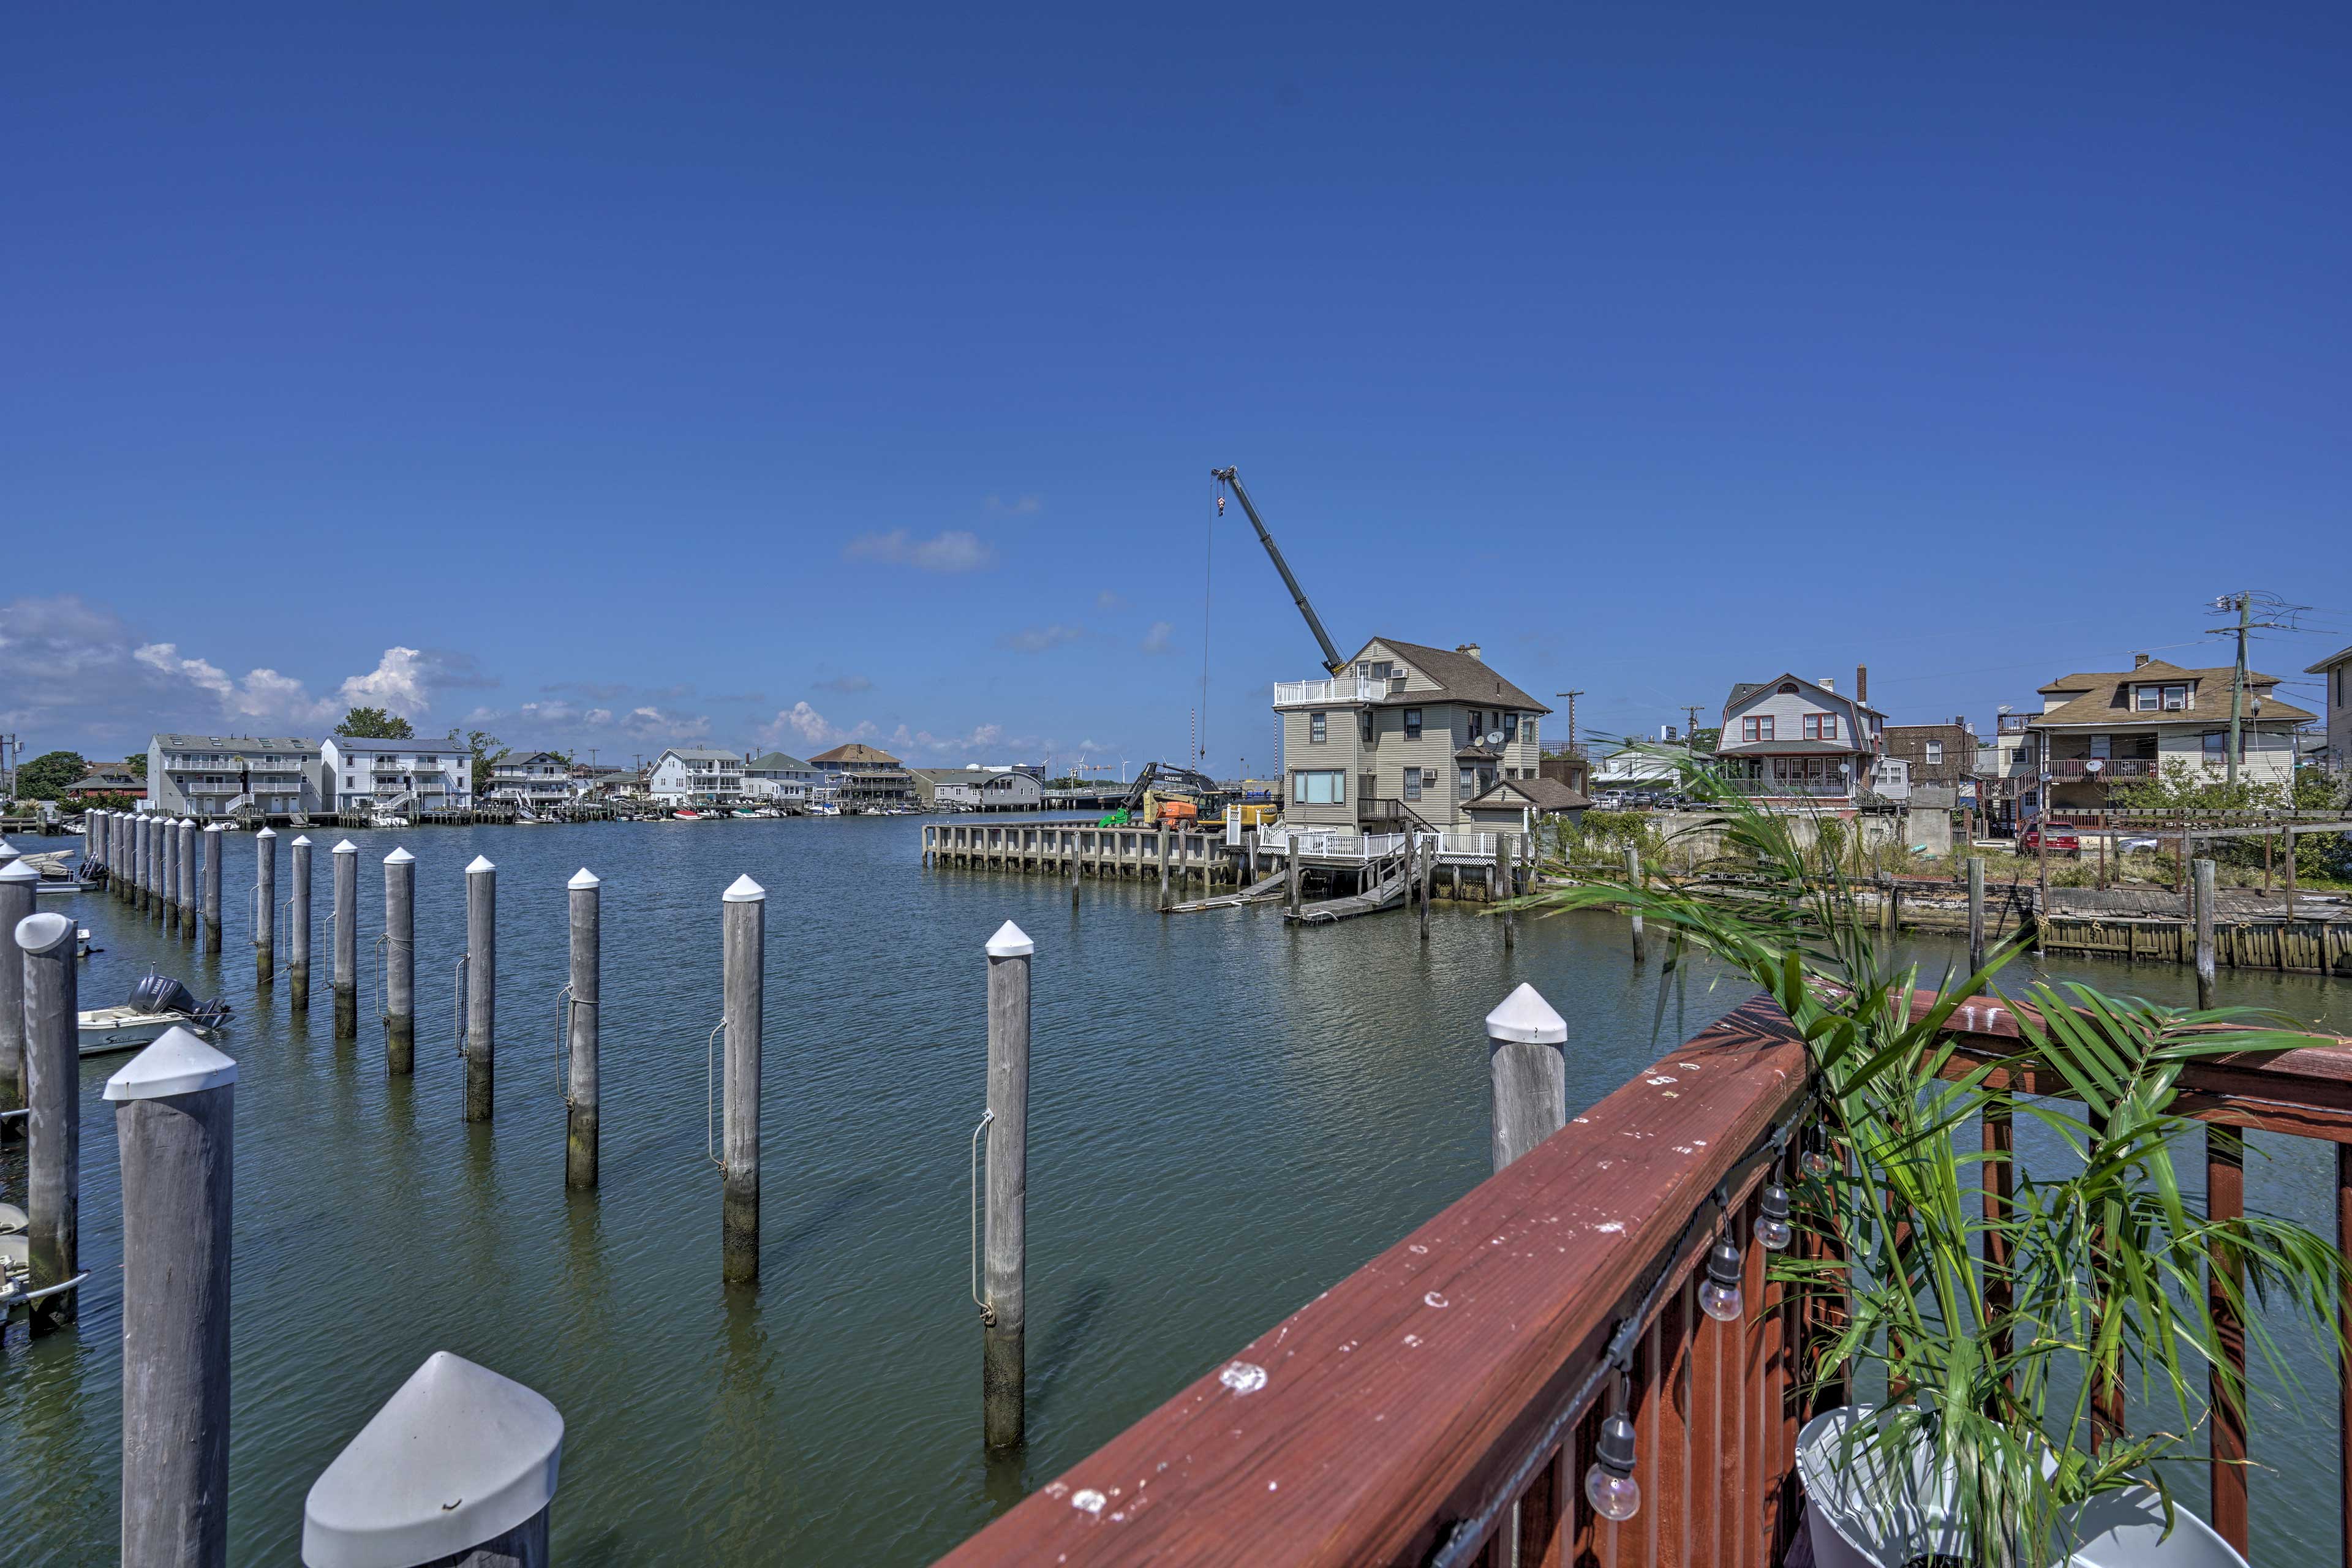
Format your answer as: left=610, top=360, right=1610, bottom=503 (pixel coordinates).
left=971, top=1108, right=996, bottom=1322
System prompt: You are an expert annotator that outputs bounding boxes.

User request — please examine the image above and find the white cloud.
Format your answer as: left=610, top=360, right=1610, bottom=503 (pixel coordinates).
left=760, top=701, right=876, bottom=750
left=134, top=642, right=337, bottom=726
left=337, top=646, right=434, bottom=717
left=134, top=642, right=234, bottom=698
left=843, top=529, right=998, bottom=573
left=997, top=623, right=1084, bottom=654
left=1140, top=620, right=1175, bottom=655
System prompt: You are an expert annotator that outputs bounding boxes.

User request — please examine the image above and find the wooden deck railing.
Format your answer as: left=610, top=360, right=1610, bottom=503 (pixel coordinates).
left=936, top=987, right=2352, bottom=1568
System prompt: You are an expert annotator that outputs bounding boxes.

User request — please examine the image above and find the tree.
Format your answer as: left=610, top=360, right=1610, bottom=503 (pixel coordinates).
left=15, top=750, right=89, bottom=801
left=337, top=706, right=415, bottom=739
left=121, top=753, right=148, bottom=778
left=451, top=728, right=508, bottom=795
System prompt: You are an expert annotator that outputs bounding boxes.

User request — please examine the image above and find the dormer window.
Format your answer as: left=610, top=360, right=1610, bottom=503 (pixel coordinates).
left=2135, top=683, right=2189, bottom=712
left=1777, top=682, right=1800, bottom=695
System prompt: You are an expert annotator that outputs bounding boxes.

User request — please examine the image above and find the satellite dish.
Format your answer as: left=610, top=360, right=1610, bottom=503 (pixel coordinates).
left=1484, top=731, right=1504, bottom=746
left=2086, top=758, right=2105, bottom=773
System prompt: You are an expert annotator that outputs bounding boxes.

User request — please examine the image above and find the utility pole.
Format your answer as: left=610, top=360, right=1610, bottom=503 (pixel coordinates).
left=1682, top=705, right=1704, bottom=755
left=2208, top=590, right=2304, bottom=794
left=1553, top=692, right=1585, bottom=754
left=2224, top=591, right=2250, bottom=790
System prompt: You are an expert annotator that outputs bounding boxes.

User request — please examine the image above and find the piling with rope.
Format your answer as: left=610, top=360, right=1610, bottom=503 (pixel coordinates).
left=0, top=858, right=37, bottom=1138
left=201, top=823, right=224, bottom=956
left=566, top=867, right=600, bottom=1189
left=384, top=848, right=415, bottom=1075
left=721, top=875, right=765, bottom=1285
left=19, top=910, right=81, bottom=1333
left=982, top=919, right=1033, bottom=1449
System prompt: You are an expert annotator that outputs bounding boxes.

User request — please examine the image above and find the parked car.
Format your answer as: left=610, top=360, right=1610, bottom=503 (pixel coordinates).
left=2019, top=821, right=2082, bottom=858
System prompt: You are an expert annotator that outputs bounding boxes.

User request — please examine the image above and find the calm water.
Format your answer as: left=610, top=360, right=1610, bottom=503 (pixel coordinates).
left=2, top=817, right=2345, bottom=1564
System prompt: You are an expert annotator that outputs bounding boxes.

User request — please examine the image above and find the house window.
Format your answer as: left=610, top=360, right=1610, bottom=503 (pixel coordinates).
left=1467, top=710, right=1483, bottom=742
left=1459, top=767, right=1478, bottom=796
left=1742, top=715, right=1775, bottom=744
left=2202, top=731, right=2228, bottom=762
left=2135, top=685, right=2157, bottom=712
left=1803, top=714, right=1820, bottom=741
left=1403, top=708, right=1422, bottom=740
left=1359, top=710, right=1374, bottom=743
left=1309, top=712, right=1327, bottom=744
left=1292, top=769, right=1345, bottom=805
left=1924, top=741, right=1943, bottom=765
left=1403, top=769, right=1422, bottom=801
left=2087, top=734, right=2109, bottom=760
left=1502, top=712, right=1519, bottom=742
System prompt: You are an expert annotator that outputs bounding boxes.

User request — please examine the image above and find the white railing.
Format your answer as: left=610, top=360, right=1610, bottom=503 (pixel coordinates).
left=1428, top=830, right=1498, bottom=858
left=1272, top=676, right=1385, bottom=707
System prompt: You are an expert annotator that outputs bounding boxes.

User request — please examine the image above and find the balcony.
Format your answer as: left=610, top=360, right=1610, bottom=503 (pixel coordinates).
left=2048, top=758, right=2159, bottom=780
left=1273, top=676, right=1385, bottom=708
left=1997, top=714, right=2031, bottom=733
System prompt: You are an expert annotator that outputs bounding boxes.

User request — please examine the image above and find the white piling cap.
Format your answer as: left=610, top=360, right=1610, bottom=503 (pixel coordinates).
left=384, top=846, right=414, bottom=865
left=466, top=855, right=496, bottom=875
left=1486, top=982, right=1568, bottom=1045
left=103, top=1026, right=238, bottom=1101
left=300, top=1351, right=564, bottom=1568
left=333, top=839, right=358, bottom=854
left=203, top=821, right=225, bottom=833
left=14, top=910, right=72, bottom=952
left=722, top=873, right=765, bottom=903
left=0, top=859, right=37, bottom=886
left=568, top=867, right=600, bottom=890
left=293, top=834, right=312, bottom=846
left=986, top=920, right=1035, bottom=957
left=257, top=826, right=277, bottom=839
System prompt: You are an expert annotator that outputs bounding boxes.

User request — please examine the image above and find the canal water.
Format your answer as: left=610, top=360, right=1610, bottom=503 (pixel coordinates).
left=2, top=817, right=2345, bottom=1564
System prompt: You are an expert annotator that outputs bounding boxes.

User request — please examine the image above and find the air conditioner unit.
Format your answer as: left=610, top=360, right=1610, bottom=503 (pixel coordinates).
left=2163, top=698, right=2185, bottom=711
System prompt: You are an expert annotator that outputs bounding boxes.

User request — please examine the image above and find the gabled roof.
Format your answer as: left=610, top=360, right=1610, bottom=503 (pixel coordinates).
left=1466, top=776, right=1590, bottom=812
left=745, top=752, right=813, bottom=771
left=2027, top=665, right=2313, bottom=728
left=660, top=748, right=744, bottom=763
left=328, top=736, right=448, bottom=753
left=1720, top=674, right=1885, bottom=725
left=1359, top=638, right=1550, bottom=714
left=492, top=751, right=569, bottom=767
left=2305, top=644, right=2352, bottom=675
left=810, top=742, right=902, bottom=766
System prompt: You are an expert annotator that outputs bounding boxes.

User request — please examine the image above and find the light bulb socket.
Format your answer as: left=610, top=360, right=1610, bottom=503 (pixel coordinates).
left=1596, top=1412, right=1638, bottom=1474
left=1760, top=1184, right=1790, bottom=1223
left=1705, top=1238, right=1743, bottom=1288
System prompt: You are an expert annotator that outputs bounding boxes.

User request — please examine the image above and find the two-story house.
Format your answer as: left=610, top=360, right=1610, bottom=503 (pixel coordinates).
left=742, top=752, right=817, bottom=806
left=488, top=752, right=577, bottom=811
left=808, top=743, right=913, bottom=811
left=2307, top=644, right=2352, bottom=774
left=1272, top=638, right=1550, bottom=831
left=647, top=748, right=746, bottom=805
left=1712, top=672, right=1886, bottom=808
left=2026, top=657, right=2310, bottom=815
left=322, top=736, right=475, bottom=814
left=148, top=734, right=327, bottom=820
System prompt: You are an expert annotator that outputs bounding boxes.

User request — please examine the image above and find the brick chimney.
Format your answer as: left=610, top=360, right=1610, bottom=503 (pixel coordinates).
left=1820, top=676, right=1835, bottom=692
left=1456, top=643, right=1483, bottom=663
left=1856, top=664, right=1869, bottom=704
left=2133, top=652, right=2151, bottom=669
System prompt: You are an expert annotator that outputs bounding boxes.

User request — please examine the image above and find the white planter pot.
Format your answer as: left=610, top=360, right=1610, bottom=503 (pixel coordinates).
left=1797, top=1407, right=2245, bottom=1568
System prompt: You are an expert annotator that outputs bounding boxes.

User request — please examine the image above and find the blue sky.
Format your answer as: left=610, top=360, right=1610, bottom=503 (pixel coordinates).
left=6, top=4, right=2348, bottom=773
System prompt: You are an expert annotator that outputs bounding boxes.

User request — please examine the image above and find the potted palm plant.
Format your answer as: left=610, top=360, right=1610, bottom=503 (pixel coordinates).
left=1524, top=750, right=2343, bottom=1568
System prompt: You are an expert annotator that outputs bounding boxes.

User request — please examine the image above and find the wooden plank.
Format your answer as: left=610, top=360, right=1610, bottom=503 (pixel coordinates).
left=933, top=998, right=1808, bottom=1568
left=1656, top=1287, right=1691, bottom=1568
left=2206, top=1125, right=2247, bottom=1555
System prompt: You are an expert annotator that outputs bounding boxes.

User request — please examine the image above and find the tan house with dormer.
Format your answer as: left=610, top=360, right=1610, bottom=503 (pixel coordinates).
left=1273, top=638, right=1550, bottom=829
left=2024, top=657, right=2310, bottom=813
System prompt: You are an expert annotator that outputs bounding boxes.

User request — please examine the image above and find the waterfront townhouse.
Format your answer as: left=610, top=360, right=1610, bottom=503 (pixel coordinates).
left=1272, top=638, right=1550, bottom=831
left=743, top=752, right=818, bottom=806
left=908, top=766, right=1046, bottom=812
left=322, top=736, right=475, bottom=814
left=808, top=743, right=914, bottom=811
left=2307, top=643, right=2352, bottom=774
left=148, top=734, right=326, bottom=819
left=1712, top=671, right=1887, bottom=809
left=647, top=747, right=746, bottom=805
left=488, top=751, right=576, bottom=811
left=2022, top=656, right=2310, bottom=818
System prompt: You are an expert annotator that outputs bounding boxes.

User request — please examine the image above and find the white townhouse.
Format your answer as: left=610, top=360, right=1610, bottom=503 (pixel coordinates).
left=148, top=734, right=328, bottom=820
left=487, top=752, right=576, bottom=810
left=648, top=748, right=746, bottom=805
left=322, top=736, right=475, bottom=814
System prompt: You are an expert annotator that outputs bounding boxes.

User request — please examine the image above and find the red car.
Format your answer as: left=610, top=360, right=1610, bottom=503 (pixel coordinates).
left=2019, top=821, right=2081, bottom=858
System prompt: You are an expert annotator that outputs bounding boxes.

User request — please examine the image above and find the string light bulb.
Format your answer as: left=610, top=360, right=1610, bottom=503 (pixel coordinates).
left=1755, top=1184, right=1793, bottom=1252
left=1699, top=1237, right=1745, bottom=1323
left=1584, top=1409, right=1642, bottom=1521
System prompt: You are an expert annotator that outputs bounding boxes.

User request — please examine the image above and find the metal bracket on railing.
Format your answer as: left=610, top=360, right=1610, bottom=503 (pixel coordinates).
left=4, top=1271, right=90, bottom=1307
left=706, top=1022, right=726, bottom=1168
left=970, top=1108, right=995, bottom=1321
left=553, top=984, right=598, bottom=1099
left=453, top=953, right=469, bottom=1057
left=0, top=1107, right=28, bottom=1123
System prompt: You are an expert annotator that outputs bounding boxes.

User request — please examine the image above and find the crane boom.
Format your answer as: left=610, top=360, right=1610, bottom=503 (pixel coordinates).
left=1212, top=466, right=1348, bottom=677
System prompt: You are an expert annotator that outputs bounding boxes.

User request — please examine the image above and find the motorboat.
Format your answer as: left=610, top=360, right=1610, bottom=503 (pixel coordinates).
left=807, top=801, right=841, bottom=818
left=77, top=973, right=232, bottom=1058
left=16, top=850, right=97, bottom=894
left=674, top=809, right=704, bottom=820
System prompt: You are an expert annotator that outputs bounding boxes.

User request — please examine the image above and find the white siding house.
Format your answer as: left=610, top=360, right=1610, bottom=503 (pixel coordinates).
left=1713, top=673, right=1887, bottom=808
left=648, top=748, right=745, bottom=804
left=148, top=734, right=328, bottom=820
left=322, top=737, right=475, bottom=813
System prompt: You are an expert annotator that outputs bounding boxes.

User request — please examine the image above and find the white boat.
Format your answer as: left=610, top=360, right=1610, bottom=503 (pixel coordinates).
left=77, top=1006, right=223, bottom=1057
left=808, top=801, right=841, bottom=818
left=371, top=813, right=412, bottom=829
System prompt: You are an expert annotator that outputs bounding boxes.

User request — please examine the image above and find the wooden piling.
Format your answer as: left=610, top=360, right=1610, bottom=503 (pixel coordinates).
left=18, top=910, right=80, bottom=1333
left=160, top=812, right=179, bottom=930
left=1487, top=982, right=1567, bottom=1173
left=384, top=848, right=416, bottom=1074
left=2285, top=824, right=2297, bottom=922
left=983, top=919, right=1033, bottom=1449
left=288, top=836, right=312, bottom=1010
left=722, top=875, right=765, bottom=1285
left=200, top=823, right=224, bottom=955
left=105, top=1026, right=236, bottom=1568
left=1417, top=834, right=1431, bottom=941
left=2194, top=858, right=2217, bottom=1011
left=465, top=856, right=497, bottom=1121
left=1287, top=837, right=1302, bottom=917
left=178, top=820, right=197, bottom=937
left=1158, top=826, right=1170, bottom=907
left=0, top=859, right=36, bottom=1136
left=332, top=840, right=359, bottom=1039
left=1624, top=845, right=1648, bottom=963
left=1496, top=834, right=1515, bottom=949
left=1070, top=828, right=1082, bottom=905
left=567, top=867, right=600, bottom=1189
left=1966, top=856, right=1986, bottom=976
left=254, top=826, right=277, bottom=984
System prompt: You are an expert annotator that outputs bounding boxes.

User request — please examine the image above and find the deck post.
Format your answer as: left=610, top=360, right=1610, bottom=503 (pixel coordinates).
left=464, top=856, right=497, bottom=1121
left=254, top=827, right=277, bottom=983
left=107, top=1026, right=235, bottom=1568
left=1967, top=855, right=1986, bottom=975
left=289, top=836, right=312, bottom=1010
left=1624, top=845, right=1648, bottom=963
left=2285, top=824, right=2297, bottom=922
left=567, top=867, right=600, bottom=1189
left=384, top=848, right=416, bottom=1074
left=982, top=921, right=1034, bottom=1448
left=1487, top=982, right=1567, bottom=1172
left=2193, top=858, right=2217, bottom=1010
left=200, top=823, right=224, bottom=954
left=1496, top=834, right=1515, bottom=948
left=722, top=875, right=765, bottom=1286
left=18, top=910, right=80, bottom=1333
left=0, top=860, right=36, bottom=1137
left=301, top=1352, right=564, bottom=1568
left=332, top=840, right=359, bottom=1039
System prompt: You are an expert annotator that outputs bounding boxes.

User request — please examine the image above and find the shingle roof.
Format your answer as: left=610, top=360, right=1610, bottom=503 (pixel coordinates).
left=745, top=752, right=813, bottom=771
left=1467, top=776, right=1591, bottom=812
left=810, top=742, right=902, bottom=765
left=2305, top=644, right=2352, bottom=675
left=153, top=733, right=318, bottom=751
left=1719, top=674, right=1885, bottom=724
left=2027, top=665, right=2313, bottom=728
left=1365, top=638, right=1551, bottom=714
left=663, top=748, right=743, bottom=763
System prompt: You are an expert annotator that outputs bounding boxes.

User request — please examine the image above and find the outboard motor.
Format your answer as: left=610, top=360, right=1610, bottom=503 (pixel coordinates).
left=132, top=972, right=200, bottom=1016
